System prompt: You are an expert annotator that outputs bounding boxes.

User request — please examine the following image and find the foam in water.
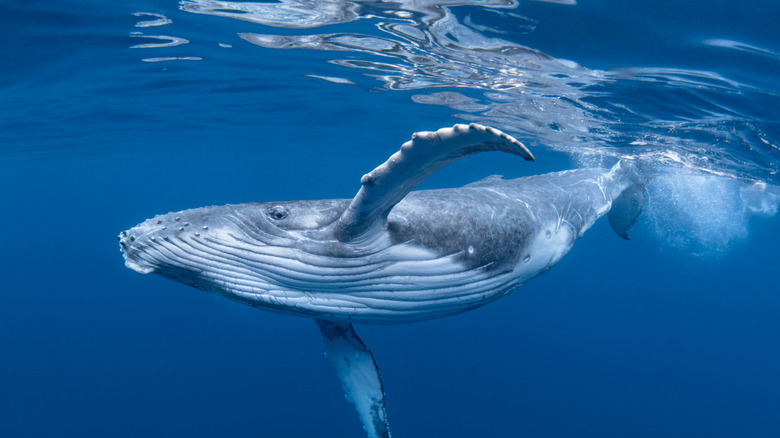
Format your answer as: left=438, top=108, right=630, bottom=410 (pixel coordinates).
left=643, top=170, right=779, bottom=256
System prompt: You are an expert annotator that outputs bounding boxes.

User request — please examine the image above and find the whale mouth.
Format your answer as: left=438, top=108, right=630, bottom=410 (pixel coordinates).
left=118, top=228, right=157, bottom=274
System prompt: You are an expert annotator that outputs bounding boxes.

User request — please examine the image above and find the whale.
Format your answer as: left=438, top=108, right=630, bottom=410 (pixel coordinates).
left=119, top=123, right=643, bottom=438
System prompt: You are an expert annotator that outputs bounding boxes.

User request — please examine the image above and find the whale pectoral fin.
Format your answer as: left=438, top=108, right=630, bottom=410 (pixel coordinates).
left=608, top=181, right=646, bottom=240
left=315, top=319, right=391, bottom=438
left=334, top=123, right=534, bottom=241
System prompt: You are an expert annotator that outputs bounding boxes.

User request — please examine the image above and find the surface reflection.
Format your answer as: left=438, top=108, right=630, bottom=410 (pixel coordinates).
left=177, top=0, right=778, bottom=187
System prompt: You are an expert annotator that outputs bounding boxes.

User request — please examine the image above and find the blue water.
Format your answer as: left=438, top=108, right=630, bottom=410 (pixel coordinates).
left=2, top=0, right=779, bottom=437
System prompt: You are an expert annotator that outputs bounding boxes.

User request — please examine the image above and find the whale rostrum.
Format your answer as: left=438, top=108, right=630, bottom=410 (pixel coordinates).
left=119, top=123, right=642, bottom=438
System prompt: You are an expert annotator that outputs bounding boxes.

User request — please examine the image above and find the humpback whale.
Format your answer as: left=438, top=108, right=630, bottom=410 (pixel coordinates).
left=119, top=123, right=642, bottom=438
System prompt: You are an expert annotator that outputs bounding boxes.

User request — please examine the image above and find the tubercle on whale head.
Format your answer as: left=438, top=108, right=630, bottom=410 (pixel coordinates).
left=117, top=205, right=236, bottom=277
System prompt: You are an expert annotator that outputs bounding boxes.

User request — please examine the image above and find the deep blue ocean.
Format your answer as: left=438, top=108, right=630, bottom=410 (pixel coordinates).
left=2, top=0, right=779, bottom=437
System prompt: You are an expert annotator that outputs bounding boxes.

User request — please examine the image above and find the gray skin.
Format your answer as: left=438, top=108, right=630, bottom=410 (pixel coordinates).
left=119, top=167, right=631, bottom=323
left=118, top=124, right=639, bottom=438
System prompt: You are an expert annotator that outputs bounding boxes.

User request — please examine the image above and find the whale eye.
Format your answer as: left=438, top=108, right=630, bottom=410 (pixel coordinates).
left=267, top=205, right=289, bottom=221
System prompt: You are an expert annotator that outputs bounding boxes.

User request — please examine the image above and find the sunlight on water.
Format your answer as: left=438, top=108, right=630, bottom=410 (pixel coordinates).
left=180, top=0, right=362, bottom=28
left=132, top=12, right=172, bottom=28
left=704, top=39, right=780, bottom=63
left=130, top=11, right=200, bottom=62
left=169, top=0, right=780, bottom=254
left=175, top=1, right=777, bottom=172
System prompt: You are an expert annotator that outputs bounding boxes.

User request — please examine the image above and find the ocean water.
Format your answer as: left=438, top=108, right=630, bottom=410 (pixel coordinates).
left=1, top=0, right=779, bottom=437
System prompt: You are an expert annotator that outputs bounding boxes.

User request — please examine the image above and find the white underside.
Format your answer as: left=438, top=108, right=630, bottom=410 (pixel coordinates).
left=128, top=220, right=575, bottom=323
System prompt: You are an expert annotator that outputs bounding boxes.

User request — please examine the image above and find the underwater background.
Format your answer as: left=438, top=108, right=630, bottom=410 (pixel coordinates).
left=1, top=0, right=779, bottom=436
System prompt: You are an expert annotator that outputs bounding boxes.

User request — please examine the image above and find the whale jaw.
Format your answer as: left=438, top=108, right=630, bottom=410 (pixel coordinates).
left=118, top=229, right=156, bottom=275
left=123, top=255, right=155, bottom=275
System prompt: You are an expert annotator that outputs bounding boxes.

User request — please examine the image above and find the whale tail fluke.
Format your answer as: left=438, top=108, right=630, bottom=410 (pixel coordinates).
left=608, top=181, right=646, bottom=240
left=608, top=160, right=647, bottom=240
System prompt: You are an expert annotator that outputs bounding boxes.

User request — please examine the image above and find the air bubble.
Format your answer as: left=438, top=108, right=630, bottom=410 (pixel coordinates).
left=545, top=230, right=551, bottom=239
left=523, top=255, right=531, bottom=263
left=467, top=245, right=474, bottom=255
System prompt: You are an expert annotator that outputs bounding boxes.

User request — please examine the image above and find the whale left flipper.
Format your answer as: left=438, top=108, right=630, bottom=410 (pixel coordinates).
left=316, top=319, right=390, bottom=438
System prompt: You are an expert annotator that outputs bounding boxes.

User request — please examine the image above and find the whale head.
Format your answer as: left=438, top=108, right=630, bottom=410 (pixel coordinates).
left=117, top=193, right=513, bottom=323
left=119, top=200, right=352, bottom=287
left=117, top=199, right=452, bottom=321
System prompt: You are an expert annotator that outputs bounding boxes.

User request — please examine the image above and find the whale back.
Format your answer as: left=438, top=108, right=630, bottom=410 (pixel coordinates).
left=388, top=166, right=632, bottom=272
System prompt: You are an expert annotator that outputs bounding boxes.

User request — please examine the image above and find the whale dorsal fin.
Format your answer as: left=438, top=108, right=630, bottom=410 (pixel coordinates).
left=333, top=123, right=534, bottom=242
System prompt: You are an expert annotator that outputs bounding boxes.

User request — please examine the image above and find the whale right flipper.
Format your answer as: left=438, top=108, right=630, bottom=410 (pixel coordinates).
left=316, top=319, right=391, bottom=438
left=333, top=123, right=534, bottom=241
